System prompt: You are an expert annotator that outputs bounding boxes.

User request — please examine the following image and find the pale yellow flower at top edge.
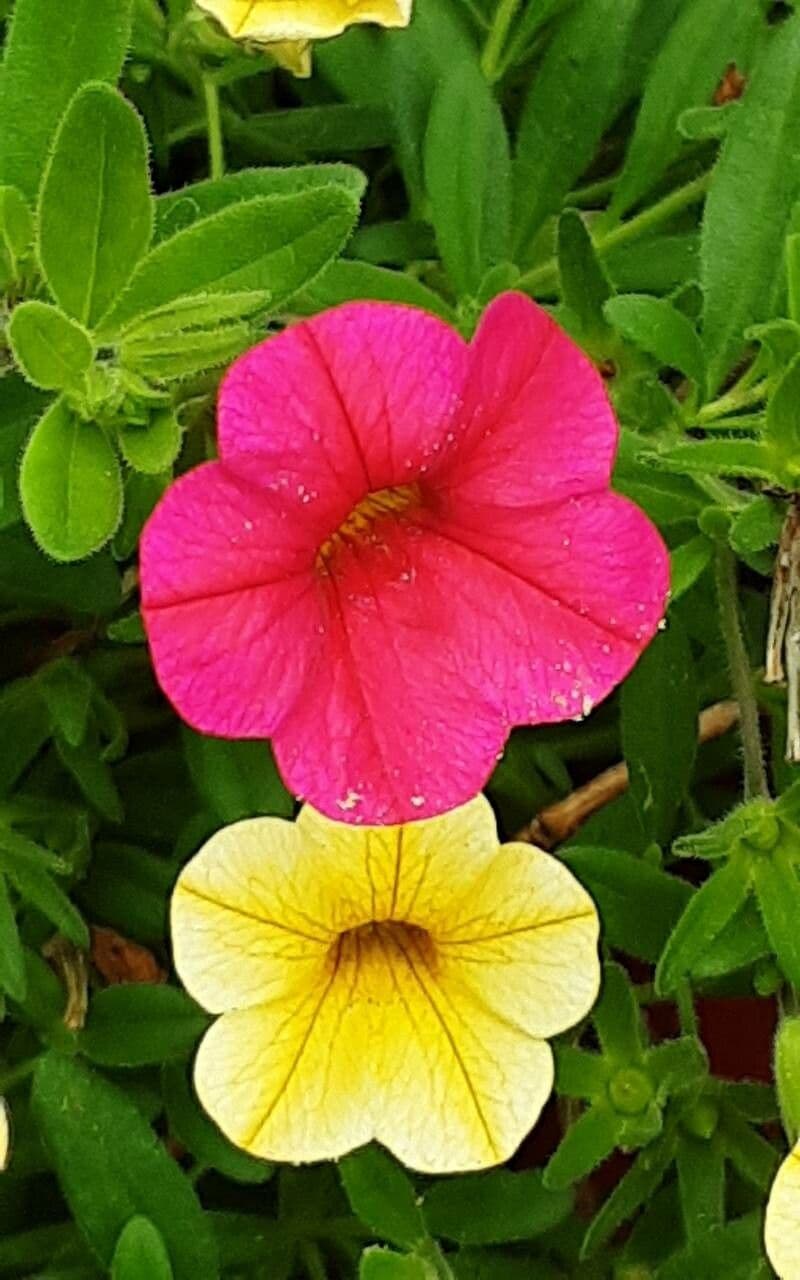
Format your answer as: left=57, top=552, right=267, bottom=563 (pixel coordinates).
left=268, top=40, right=312, bottom=77
left=766, top=1141, right=800, bottom=1279
left=197, top=0, right=412, bottom=48
left=171, top=794, right=601, bottom=1174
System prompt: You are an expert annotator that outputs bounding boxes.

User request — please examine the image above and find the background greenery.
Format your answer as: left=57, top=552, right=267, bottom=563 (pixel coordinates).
left=1, top=0, right=800, bottom=1275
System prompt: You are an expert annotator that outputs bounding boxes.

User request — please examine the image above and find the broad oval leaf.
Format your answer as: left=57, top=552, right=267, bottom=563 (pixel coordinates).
left=80, top=985, right=209, bottom=1067
left=112, top=1217, right=173, bottom=1280
left=8, top=301, right=93, bottom=392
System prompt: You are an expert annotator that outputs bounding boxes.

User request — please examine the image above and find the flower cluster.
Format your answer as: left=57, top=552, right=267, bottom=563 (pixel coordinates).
left=142, top=292, right=668, bottom=1169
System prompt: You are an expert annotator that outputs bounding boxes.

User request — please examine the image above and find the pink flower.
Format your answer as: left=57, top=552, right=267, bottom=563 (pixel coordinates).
left=141, top=292, right=668, bottom=824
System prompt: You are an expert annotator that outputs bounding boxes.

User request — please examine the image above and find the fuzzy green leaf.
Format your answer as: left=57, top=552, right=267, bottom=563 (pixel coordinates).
left=117, top=411, right=182, bottom=475
left=8, top=302, right=93, bottom=393
left=604, top=294, right=705, bottom=386
left=112, top=1217, right=173, bottom=1280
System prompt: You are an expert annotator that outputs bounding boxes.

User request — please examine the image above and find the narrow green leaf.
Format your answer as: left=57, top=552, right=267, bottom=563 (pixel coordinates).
left=340, top=1146, right=426, bottom=1250
left=0, top=185, right=34, bottom=276
left=621, top=618, right=697, bottom=844
left=604, top=294, right=706, bottom=386
left=645, top=439, right=773, bottom=479
left=32, top=1054, right=219, bottom=1278
left=729, top=497, right=784, bottom=558
left=752, top=845, right=800, bottom=987
left=39, top=84, right=152, bottom=328
left=36, top=659, right=93, bottom=747
left=424, top=60, right=510, bottom=297
left=655, top=856, right=751, bottom=994
left=293, top=259, right=454, bottom=321
left=360, top=1250, right=428, bottom=1280
left=162, top=1061, right=273, bottom=1185
left=593, top=962, right=644, bottom=1063
left=581, top=1129, right=677, bottom=1258
left=0, top=841, right=88, bottom=949
left=560, top=846, right=691, bottom=963
left=20, top=400, right=123, bottom=563
left=720, top=1110, right=780, bottom=1191
left=119, top=325, right=251, bottom=384
left=544, top=1106, right=622, bottom=1190
left=81, top=986, right=209, bottom=1067
left=422, top=1170, right=571, bottom=1245
left=55, top=733, right=123, bottom=822
left=671, top=535, right=713, bottom=601
left=117, top=411, right=182, bottom=475
left=557, top=209, right=613, bottom=341
left=765, top=353, right=800, bottom=487
left=702, top=13, right=800, bottom=392
left=8, top=302, right=93, bottom=393
left=658, top=1212, right=769, bottom=1280
left=610, top=0, right=758, bottom=219
left=112, top=1217, right=173, bottom=1280
left=121, top=291, right=271, bottom=339
left=513, top=0, right=640, bottom=253
left=0, top=0, right=134, bottom=202
left=102, top=188, right=360, bottom=336
left=676, top=1136, right=725, bottom=1243
left=554, top=1046, right=609, bottom=1101
left=183, top=730, right=293, bottom=822
left=0, top=676, right=53, bottom=797
left=0, top=873, right=27, bottom=1002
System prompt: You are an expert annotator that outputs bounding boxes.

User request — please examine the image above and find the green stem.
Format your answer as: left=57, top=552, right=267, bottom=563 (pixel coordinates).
left=202, top=74, right=225, bottom=180
left=714, top=544, right=770, bottom=800
left=481, top=0, right=523, bottom=82
left=676, top=979, right=698, bottom=1038
left=695, top=382, right=769, bottom=424
left=299, top=1242, right=328, bottom=1280
left=518, top=171, right=712, bottom=296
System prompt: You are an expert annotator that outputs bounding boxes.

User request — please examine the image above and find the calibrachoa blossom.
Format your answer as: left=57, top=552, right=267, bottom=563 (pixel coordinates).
left=171, top=795, right=600, bottom=1171
left=765, top=1141, right=800, bottom=1278
left=0, top=1099, right=9, bottom=1173
left=141, top=293, right=669, bottom=824
left=197, top=0, right=411, bottom=77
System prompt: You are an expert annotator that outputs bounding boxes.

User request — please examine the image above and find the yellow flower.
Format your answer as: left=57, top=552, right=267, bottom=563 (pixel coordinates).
left=0, top=1099, right=10, bottom=1173
left=196, top=0, right=411, bottom=55
left=171, top=795, right=600, bottom=1172
left=268, top=41, right=312, bottom=77
left=766, top=1141, right=800, bottom=1278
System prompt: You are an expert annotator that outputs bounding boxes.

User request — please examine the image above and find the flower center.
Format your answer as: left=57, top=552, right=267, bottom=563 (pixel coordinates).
left=316, top=484, right=421, bottom=572
left=332, top=920, right=437, bottom=996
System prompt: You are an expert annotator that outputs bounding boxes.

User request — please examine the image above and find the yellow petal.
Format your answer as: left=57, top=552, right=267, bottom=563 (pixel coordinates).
left=436, top=842, right=601, bottom=1039
left=369, top=923, right=555, bottom=1172
left=268, top=41, right=312, bottom=76
left=297, top=794, right=502, bottom=929
left=0, top=1099, right=10, bottom=1172
left=766, top=1143, right=800, bottom=1279
left=197, top=0, right=411, bottom=43
left=171, top=816, right=334, bottom=1014
left=194, top=946, right=373, bottom=1163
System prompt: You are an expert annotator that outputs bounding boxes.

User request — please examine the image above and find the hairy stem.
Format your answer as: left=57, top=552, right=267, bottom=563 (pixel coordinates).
left=714, top=544, right=770, bottom=800
left=202, top=74, right=225, bottom=180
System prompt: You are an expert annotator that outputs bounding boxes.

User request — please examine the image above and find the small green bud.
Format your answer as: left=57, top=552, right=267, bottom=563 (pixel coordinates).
left=608, top=1068, right=653, bottom=1116
left=776, top=1017, right=800, bottom=1143
left=698, top=505, right=732, bottom=541
left=743, top=805, right=782, bottom=852
left=754, top=958, right=783, bottom=996
left=682, top=1098, right=719, bottom=1140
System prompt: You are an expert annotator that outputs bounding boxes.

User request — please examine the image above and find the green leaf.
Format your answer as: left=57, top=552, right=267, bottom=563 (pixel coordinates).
left=20, top=400, right=123, bottom=563
left=676, top=1136, right=725, bottom=1242
left=729, top=496, right=784, bottom=557
left=554, top=1045, right=609, bottom=1100
left=752, top=844, right=800, bottom=987
left=557, top=209, right=613, bottom=341
left=32, top=1053, right=219, bottom=1278
left=702, top=13, right=800, bottom=392
left=119, top=324, right=251, bottom=384
left=293, top=259, right=454, bottom=321
left=359, top=1250, right=428, bottom=1280
left=153, top=164, right=366, bottom=242
left=36, top=659, right=93, bottom=746
left=117, top=411, right=182, bottom=475
left=678, top=101, right=741, bottom=142
left=120, top=291, right=271, bottom=339
left=0, top=525, right=120, bottom=614
left=183, top=730, right=293, bottom=822
left=543, top=1105, right=622, bottom=1190
left=720, top=1110, right=780, bottom=1191
left=101, top=188, right=361, bottom=336
left=0, top=833, right=88, bottom=948
left=513, top=0, right=640, bottom=254
left=645, top=439, right=773, bottom=479
left=671, top=535, right=713, bottom=601
left=0, top=675, right=53, bottom=797
left=621, top=618, right=697, bottom=843
left=0, top=0, right=134, bottom=202
left=112, top=1217, right=173, bottom=1280
left=610, top=0, right=757, bottom=219
left=688, top=895, right=770, bottom=979
left=340, top=1146, right=426, bottom=1249
left=658, top=1212, right=769, bottom=1280
left=228, top=105, right=393, bottom=164
left=80, top=985, right=209, bottom=1067
left=422, top=1170, right=571, bottom=1245
left=604, top=294, right=706, bottom=386
left=55, top=732, right=123, bottom=822
left=0, top=184, right=34, bottom=277
left=593, top=962, right=644, bottom=1063
left=78, top=841, right=171, bottom=946
left=8, top=302, right=93, bottom=393
left=0, top=873, right=27, bottom=1002
left=424, top=60, right=510, bottom=298
left=655, top=855, right=752, bottom=994
left=775, top=1016, right=800, bottom=1142
left=765, top=353, right=800, bottom=486
left=38, top=84, right=152, bottom=328
left=560, top=846, right=691, bottom=962
left=162, top=1061, right=273, bottom=1185
left=581, top=1129, right=677, bottom=1258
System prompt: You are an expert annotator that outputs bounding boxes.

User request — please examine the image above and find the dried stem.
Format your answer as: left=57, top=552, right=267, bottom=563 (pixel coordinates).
left=517, top=700, right=740, bottom=848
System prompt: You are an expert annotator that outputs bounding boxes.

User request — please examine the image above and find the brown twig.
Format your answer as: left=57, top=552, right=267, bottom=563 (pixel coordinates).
left=517, top=700, right=740, bottom=849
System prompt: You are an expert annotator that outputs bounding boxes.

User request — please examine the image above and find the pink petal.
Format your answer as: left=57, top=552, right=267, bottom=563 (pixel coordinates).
left=428, top=490, right=669, bottom=723
left=437, top=292, right=618, bottom=508
left=272, top=513, right=508, bottom=825
left=141, top=463, right=325, bottom=738
left=218, top=303, right=469, bottom=535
